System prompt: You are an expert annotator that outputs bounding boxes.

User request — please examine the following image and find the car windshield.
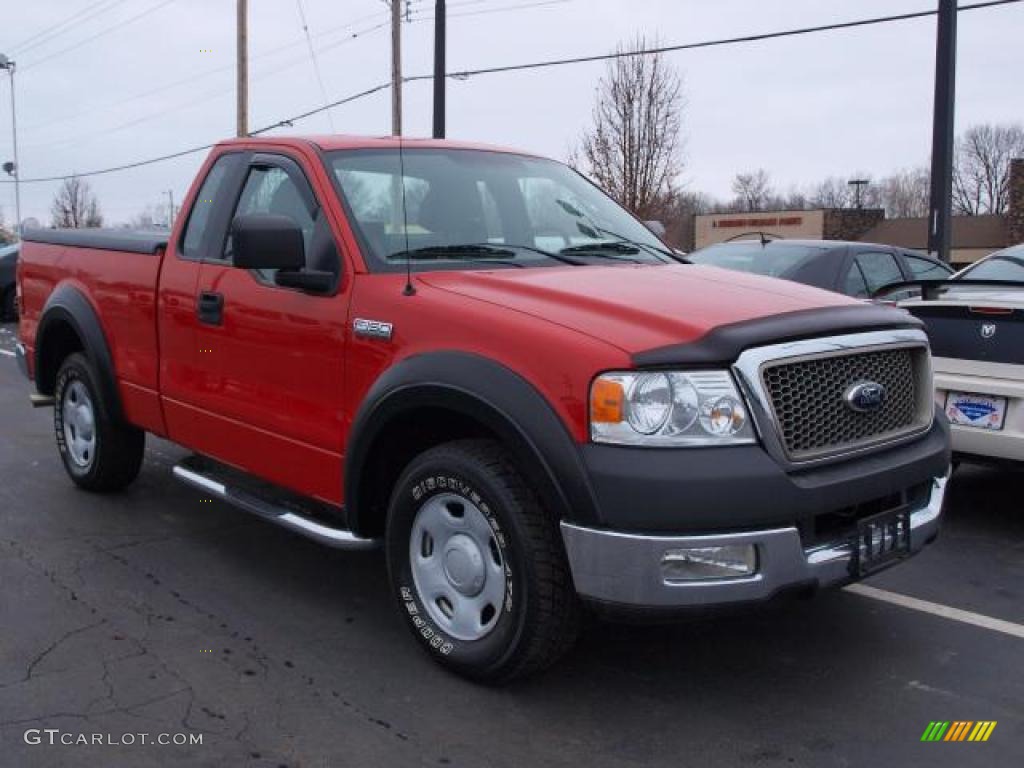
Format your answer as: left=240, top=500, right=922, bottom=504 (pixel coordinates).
left=324, top=148, right=675, bottom=272
left=688, top=241, right=825, bottom=277
left=955, top=252, right=1024, bottom=282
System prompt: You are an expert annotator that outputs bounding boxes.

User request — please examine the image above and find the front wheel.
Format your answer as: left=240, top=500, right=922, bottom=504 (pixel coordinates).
left=385, top=440, right=580, bottom=683
left=54, top=353, right=145, bottom=492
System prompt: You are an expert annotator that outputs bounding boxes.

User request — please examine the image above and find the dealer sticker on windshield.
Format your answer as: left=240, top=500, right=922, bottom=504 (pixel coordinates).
left=945, top=391, right=1007, bottom=430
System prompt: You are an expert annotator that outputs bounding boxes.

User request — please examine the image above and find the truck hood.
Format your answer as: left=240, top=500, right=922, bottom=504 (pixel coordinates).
left=419, top=263, right=865, bottom=356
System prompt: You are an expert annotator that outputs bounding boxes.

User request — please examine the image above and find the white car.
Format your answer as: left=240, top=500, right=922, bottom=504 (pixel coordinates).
left=895, top=244, right=1024, bottom=466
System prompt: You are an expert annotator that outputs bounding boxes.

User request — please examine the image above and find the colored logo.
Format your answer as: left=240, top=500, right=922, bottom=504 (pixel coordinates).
left=952, top=398, right=997, bottom=422
left=844, top=381, right=887, bottom=413
left=921, top=721, right=997, bottom=742
left=980, top=323, right=997, bottom=339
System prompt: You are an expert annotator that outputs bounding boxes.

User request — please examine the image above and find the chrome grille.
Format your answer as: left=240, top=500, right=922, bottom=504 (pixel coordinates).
left=761, top=347, right=923, bottom=461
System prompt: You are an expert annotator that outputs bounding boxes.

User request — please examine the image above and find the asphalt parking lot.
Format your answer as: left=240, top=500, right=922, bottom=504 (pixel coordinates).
left=1, top=320, right=1021, bottom=768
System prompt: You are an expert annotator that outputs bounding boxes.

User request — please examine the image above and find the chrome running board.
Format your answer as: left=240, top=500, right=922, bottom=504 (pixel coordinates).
left=172, top=457, right=379, bottom=550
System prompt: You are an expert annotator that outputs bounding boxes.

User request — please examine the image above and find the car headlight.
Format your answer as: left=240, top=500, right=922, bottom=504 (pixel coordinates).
left=590, top=371, right=757, bottom=446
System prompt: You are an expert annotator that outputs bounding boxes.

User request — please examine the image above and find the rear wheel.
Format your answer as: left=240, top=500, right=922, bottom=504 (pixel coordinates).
left=54, top=353, right=144, bottom=492
left=385, top=439, right=580, bottom=683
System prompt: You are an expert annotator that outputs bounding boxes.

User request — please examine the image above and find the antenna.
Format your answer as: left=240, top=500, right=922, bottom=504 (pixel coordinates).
left=398, top=136, right=415, bottom=296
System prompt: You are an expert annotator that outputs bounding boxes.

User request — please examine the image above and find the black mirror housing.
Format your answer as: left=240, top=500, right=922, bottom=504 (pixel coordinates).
left=274, top=269, right=334, bottom=294
left=231, top=214, right=305, bottom=270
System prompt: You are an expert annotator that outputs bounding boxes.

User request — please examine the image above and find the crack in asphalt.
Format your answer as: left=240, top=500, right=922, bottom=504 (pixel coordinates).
left=2, top=513, right=422, bottom=758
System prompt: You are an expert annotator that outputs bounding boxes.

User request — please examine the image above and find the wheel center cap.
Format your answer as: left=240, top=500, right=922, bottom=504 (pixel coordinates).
left=443, top=534, right=485, bottom=596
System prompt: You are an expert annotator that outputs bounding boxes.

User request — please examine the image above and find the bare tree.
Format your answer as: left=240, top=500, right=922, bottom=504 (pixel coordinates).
left=953, top=122, right=1024, bottom=215
left=0, top=206, right=11, bottom=244
left=878, top=167, right=930, bottom=218
left=51, top=177, right=103, bottom=228
left=575, top=36, right=684, bottom=219
left=730, top=169, right=773, bottom=211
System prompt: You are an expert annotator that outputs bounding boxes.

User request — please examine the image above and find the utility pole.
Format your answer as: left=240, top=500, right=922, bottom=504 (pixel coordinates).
left=236, top=0, right=249, bottom=137
left=0, top=54, right=20, bottom=237
left=927, top=0, right=957, bottom=262
left=433, top=0, right=446, bottom=139
left=165, top=190, right=175, bottom=228
left=389, top=0, right=402, bottom=136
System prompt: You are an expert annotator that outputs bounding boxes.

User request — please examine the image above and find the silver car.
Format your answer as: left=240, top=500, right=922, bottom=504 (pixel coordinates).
left=894, top=244, right=1024, bottom=466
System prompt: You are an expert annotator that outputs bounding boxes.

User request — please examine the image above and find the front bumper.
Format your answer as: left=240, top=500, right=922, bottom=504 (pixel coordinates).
left=14, top=341, right=28, bottom=378
left=561, top=474, right=947, bottom=609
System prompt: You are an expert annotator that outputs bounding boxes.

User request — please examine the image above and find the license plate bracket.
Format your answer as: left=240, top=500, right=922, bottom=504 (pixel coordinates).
left=854, top=508, right=911, bottom=576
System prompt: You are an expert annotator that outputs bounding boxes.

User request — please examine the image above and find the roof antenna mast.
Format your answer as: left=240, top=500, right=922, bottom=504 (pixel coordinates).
left=398, top=137, right=415, bottom=296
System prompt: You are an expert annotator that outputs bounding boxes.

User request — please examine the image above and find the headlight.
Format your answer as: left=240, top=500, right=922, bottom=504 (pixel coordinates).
left=590, top=370, right=756, bottom=446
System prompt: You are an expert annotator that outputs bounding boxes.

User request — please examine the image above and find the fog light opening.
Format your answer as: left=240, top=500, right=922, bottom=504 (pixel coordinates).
left=661, top=545, right=757, bottom=582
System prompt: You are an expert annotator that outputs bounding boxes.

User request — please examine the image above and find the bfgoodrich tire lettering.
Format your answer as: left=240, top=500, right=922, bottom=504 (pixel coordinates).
left=385, top=440, right=580, bottom=683
left=54, top=353, right=145, bottom=492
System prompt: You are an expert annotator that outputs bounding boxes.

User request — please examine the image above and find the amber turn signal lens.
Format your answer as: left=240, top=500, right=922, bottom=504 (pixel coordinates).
left=591, top=378, right=625, bottom=423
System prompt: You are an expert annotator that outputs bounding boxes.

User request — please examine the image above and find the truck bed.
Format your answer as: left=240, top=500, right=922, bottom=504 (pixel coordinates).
left=19, top=228, right=168, bottom=436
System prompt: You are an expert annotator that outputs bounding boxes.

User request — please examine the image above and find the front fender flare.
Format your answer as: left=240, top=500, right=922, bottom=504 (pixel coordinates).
left=345, top=352, right=599, bottom=534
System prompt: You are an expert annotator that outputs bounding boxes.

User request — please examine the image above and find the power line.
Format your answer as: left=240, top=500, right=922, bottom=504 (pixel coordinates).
left=20, top=7, right=393, bottom=134
left=18, top=0, right=178, bottom=73
left=20, top=19, right=392, bottom=152
left=5, top=0, right=131, bottom=56
left=3, top=0, right=1020, bottom=184
left=295, top=0, right=337, bottom=132
left=413, top=0, right=1023, bottom=81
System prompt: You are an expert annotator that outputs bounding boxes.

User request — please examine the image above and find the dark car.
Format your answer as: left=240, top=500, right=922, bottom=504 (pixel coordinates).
left=688, top=238, right=953, bottom=299
left=0, top=242, right=18, bottom=320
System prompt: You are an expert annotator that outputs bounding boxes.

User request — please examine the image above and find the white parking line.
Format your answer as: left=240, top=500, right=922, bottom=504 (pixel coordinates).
left=845, top=583, right=1024, bottom=640
left=0, top=349, right=14, bottom=357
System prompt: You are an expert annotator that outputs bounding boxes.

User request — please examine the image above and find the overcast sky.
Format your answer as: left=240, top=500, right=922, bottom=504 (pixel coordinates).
left=0, top=0, right=1021, bottom=227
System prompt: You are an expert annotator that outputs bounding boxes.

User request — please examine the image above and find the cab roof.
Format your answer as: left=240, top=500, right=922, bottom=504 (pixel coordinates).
left=216, top=134, right=541, bottom=158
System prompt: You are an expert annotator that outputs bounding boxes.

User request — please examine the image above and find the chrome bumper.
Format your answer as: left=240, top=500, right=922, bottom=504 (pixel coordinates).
left=14, top=342, right=28, bottom=378
left=561, top=474, right=947, bottom=608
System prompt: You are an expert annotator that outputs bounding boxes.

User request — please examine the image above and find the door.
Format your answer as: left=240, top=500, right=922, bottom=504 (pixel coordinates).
left=187, top=152, right=350, bottom=504
left=158, top=151, right=247, bottom=440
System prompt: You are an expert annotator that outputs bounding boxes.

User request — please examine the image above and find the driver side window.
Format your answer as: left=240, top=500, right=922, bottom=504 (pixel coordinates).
left=224, top=166, right=316, bottom=277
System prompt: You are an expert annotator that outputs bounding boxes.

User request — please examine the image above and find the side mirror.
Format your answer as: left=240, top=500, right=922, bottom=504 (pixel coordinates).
left=231, top=214, right=305, bottom=270
left=275, top=269, right=334, bottom=294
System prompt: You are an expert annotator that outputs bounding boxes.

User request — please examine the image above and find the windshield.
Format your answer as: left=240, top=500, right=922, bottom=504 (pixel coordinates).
left=956, top=251, right=1024, bottom=282
left=688, top=241, right=825, bottom=277
left=324, top=148, right=674, bottom=272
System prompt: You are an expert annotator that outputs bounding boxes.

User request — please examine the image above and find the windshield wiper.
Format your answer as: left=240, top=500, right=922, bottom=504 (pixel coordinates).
left=561, top=241, right=642, bottom=255
left=552, top=198, right=683, bottom=263
left=388, top=243, right=585, bottom=267
left=388, top=244, right=517, bottom=260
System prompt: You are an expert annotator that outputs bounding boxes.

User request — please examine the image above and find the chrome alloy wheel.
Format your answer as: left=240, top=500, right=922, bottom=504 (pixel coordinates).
left=62, top=380, right=96, bottom=469
left=409, top=492, right=507, bottom=641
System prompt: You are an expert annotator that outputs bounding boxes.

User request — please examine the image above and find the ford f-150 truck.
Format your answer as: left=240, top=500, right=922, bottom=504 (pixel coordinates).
left=15, top=136, right=950, bottom=682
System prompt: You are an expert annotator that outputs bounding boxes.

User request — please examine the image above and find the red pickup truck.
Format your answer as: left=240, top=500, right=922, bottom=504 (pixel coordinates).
left=16, top=136, right=950, bottom=681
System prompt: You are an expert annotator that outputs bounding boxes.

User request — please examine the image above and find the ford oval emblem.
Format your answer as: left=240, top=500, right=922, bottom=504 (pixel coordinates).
left=845, top=381, right=887, bottom=413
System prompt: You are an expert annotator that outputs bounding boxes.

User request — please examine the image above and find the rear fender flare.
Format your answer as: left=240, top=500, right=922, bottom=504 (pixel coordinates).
left=35, top=283, right=123, bottom=421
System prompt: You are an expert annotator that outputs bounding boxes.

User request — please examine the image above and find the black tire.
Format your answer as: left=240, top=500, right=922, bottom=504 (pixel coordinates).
left=1, top=287, right=15, bottom=321
left=385, top=439, right=581, bottom=683
left=54, top=353, right=144, bottom=492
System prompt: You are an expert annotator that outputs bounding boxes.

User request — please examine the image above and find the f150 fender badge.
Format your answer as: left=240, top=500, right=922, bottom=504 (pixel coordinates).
left=844, top=381, right=887, bottom=413
left=353, top=318, right=394, bottom=341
